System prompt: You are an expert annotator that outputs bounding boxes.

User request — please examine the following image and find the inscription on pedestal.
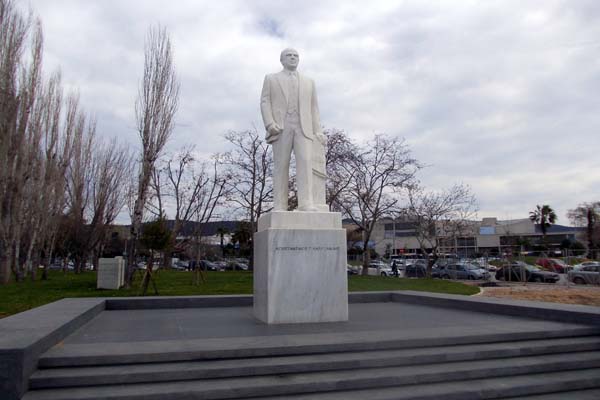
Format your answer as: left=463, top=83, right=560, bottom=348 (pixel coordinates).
left=275, top=246, right=340, bottom=251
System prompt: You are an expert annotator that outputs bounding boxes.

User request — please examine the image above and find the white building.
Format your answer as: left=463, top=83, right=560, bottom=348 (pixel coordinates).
left=365, top=217, right=582, bottom=258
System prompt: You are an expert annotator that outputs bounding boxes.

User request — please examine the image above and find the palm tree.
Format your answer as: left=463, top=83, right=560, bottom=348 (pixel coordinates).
left=216, top=227, right=229, bottom=257
left=529, top=204, right=557, bottom=241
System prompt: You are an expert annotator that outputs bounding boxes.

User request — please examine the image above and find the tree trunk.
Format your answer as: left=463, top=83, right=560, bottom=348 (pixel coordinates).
left=13, top=237, right=23, bottom=282
left=24, top=229, right=39, bottom=281
left=0, top=244, right=12, bottom=284
left=361, top=230, right=370, bottom=275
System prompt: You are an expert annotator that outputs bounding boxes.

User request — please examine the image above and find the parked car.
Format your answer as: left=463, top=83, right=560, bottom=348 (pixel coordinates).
left=572, top=261, right=600, bottom=269
left=227, top=260, right=249, bottom=270
left=568, top=264, right=600, bottom=285
left=536, top=258, right=571, bottom=273
left=404, top=263, right=441, bottom=278
left=347, top=264, right=360, bottom=275
left=404, top=264, right=426, bottom=278
left=439, top=263, right=490, bottom=280
left=49, top=260, right=74, bottom=270
left=137, top=261, right=160, bottom=271
left=496, top=263, right=560, bottom=283
left=471, top=259, right=497, bottom=272
left=432, top=258, right=458, bottom=269
left=367, top=261, right=393, bottom=277
left=172, top=260, right=189, bottom=270
left=199, top=260, right=219, bottom=271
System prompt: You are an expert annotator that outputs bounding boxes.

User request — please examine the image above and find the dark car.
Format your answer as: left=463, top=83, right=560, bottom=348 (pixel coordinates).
left=404, top=264, right=426, bottom=278
left=496, top=263, right=559, bottom=283
left=404, top=262, right=441, bottom=278
left=189, top=260, right=219, bottom=271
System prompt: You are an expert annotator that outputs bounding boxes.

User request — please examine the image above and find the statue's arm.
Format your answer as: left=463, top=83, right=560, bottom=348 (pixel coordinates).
left=260, top=75, right=275, bottom=130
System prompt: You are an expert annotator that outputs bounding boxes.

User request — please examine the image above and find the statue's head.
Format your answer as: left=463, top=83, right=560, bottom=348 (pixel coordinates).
left=280, top=48, right=299, bottom=71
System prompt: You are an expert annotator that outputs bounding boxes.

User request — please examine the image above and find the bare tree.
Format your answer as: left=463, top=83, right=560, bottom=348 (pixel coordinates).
left=0, top=1, right=131, bottom=283
left=323, top=128, right=356, bottom=211
left=22, top=73, right=70, bottom=280
left=35, top=74, right=73, bottom=280
left=337, top=134, right=419, bottom=274
left=63, top=100, right=95, bottom=273
left=568, top=202, right=600, bottom=259
left=407, top=183, right=478, bottom=276
left=147, top=147, right=228, bottom=271
left=146, top=161, right=166, bottom=219
left=0, top=0, right=44, bottom=283
left=127, top=25, right=179, bottom=286
left=222, top=130, right=272, bottom=223
left=221, top=130, right=273, bottom=270
left=188, top=158, right=229, bottom=283
left=87, top=139, right=132, bottom=269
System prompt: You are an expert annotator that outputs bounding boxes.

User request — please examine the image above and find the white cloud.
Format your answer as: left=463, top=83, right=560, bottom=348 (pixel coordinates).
left=26, top=0, right=600, bottom=223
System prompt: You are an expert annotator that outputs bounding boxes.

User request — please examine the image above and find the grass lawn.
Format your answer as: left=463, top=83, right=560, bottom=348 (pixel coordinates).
left=0, top=270, right=479, bottom=318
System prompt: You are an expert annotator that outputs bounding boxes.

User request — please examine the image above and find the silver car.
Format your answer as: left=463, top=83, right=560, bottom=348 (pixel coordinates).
left=568, top=264, right=600, bottom=285
left=440, top=263, right=490, bottom=280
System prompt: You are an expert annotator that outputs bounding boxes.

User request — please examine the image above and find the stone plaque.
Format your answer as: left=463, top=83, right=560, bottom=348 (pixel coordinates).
left=97, top=256, right=125, bottom=290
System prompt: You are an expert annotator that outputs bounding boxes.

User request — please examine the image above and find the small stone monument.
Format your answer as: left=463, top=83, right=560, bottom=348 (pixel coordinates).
left=255, top=48, right=348, bottom=324
left=97, top=256, right=125, bottom=290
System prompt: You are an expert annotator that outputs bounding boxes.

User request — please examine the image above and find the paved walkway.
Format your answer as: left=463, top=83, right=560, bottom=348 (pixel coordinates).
left=65, top=302, right=592, bottom=344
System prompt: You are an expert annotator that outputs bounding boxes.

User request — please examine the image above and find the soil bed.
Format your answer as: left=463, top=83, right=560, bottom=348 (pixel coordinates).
left=480, top=285, right=600, bottom=307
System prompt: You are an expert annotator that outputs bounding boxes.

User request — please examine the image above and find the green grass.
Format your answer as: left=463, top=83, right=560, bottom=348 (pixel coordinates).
left=348, top=275, right=479, bottom=295
left=0, top=270, right=478, bottom=318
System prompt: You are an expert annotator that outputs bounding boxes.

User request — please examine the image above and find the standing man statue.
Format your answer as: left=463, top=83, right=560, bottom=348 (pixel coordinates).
left=261, top=48, right=327, bottom=212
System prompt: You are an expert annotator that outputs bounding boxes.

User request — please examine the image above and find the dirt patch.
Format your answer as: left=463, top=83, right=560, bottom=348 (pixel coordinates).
left=479, top=285, right=600, bottom=307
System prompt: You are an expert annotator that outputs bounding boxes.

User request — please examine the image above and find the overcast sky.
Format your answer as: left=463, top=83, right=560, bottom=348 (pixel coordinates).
left=24, top=0, right=600, bottom=225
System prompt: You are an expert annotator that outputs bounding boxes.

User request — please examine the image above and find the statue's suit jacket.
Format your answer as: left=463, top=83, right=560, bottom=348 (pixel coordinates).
left=260, top=71, right=321, bottom=143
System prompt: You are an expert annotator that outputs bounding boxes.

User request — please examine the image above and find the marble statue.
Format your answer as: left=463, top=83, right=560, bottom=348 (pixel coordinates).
left=254, top=49, right=347, bottom=324
left=260, top=48, right=327, bottom=211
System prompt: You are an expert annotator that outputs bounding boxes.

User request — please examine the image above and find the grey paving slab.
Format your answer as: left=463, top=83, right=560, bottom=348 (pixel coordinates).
left=394, top=291, right=600, bottom=325
left=64, top=302, right=594, bottom=344
left=0, top=298, right=104, bottom=400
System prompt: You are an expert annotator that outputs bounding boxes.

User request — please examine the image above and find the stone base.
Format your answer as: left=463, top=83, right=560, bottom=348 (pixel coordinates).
left=253, top=211, right=348, bottom=324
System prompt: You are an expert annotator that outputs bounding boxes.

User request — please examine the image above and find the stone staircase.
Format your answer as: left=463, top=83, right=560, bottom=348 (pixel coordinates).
left=22, top=327, right=600, bottom=400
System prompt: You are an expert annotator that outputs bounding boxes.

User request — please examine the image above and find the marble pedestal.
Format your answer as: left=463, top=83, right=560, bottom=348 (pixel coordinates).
left=253, top=211, right=348, bottom=324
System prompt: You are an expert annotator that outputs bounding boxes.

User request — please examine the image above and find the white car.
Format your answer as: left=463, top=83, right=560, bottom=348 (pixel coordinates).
left=471, top=260, right=497, bottom=272
left=368, top=261, right=394, bottom=277
left=573, top=261, right=600, bottom=269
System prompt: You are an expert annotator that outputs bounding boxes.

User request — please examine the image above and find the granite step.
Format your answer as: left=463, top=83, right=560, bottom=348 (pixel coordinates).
left=23, top=351, right=600, bottom=400
left=37, top=326, right=600, bottom=367
left=248, top=368, right=600, bottom=400
left=29, top=335, right=600, bottom=389
left=496, top=388, right=600, bottom=399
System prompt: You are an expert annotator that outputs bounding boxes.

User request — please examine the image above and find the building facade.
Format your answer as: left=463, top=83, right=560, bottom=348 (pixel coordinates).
left=367, top=217, right=582, bottom=258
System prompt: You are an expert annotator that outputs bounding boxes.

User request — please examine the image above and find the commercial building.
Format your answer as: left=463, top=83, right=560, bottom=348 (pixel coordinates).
left=368, top=217, right=582, bottom=258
